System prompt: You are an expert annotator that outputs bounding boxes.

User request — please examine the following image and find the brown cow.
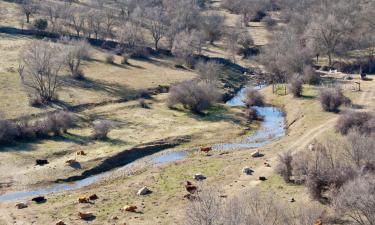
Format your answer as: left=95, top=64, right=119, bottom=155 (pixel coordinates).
left=314, top=219, right=322, bottom=225
left=200, top=146, right=212, bottom=154
left=55, top=221, right=66, bottom=225
left=77, top=151, right=86, bottom=156
left=78, top=197, right=90, bottom=203
left=66, top=159, right=78, bottom=165
left=264, top=162, right=271, bottom=167
left=123, top=205, right=137, bottom=212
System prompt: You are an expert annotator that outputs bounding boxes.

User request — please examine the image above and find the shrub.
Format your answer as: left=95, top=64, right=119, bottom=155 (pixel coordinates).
left=318, top=88, right=349, bottom=112
left=242, top=88, right=264, bottom=107
left=0, top=115, right=19, bottom=144
left=28, top=94, right=44, bottom=107
left=245, top=107, right=259, bottom=121
left=92, top=120, right=112, bottom=140
left=33, top=18, right=48, bottom=31
left=121, top=54, right=130, bottom=65
left=335, top=111, right=375, bottom=135
left=105, top=54, right=115, bottom=64
left=167, top=81, right=220, bottom=114
left=276, top=150, right=293, bottom=182
left=130, top=47, right=149, bottom=59
left=195, top=61, right=222, bottom=83
left=289, top=76, right=303, bottom=97
left=139, top=98, right=149, bottom=108
left=262, top=16, right=277, bottom=27
left=303, top=65, right=321, bottom=85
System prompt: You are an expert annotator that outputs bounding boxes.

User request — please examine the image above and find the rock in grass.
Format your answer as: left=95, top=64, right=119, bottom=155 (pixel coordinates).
left=137, top=186, right=151, bottom=196
left=78, top=212, right=94, bottom=220
left=55, top=221, right=66, bottom=225
left=193, top=173, right=206, bottom=181
left=251, top=151, right=262, bottom=158
left=31, top=196, right=46, bottom=204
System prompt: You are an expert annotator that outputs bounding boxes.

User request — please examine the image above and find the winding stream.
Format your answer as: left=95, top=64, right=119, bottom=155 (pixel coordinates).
left=0, top=85, right=285, bottom=202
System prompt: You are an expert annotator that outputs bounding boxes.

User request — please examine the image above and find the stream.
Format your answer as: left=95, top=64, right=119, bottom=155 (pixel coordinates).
left=0, top=85, right=285, bottom=202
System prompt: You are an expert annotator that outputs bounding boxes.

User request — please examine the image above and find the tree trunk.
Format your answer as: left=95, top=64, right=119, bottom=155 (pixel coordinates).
left=26, top=13, right=30, bottom=23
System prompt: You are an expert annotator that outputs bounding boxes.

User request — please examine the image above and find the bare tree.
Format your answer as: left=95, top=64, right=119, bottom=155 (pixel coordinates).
left=145, top=6, right=168, bottom=50
left=172, top=30, right=204, bottom=66
left=200, top=13, right=224, bottom=45
left=333, top=175, right=375, bottom=225
left=61, top=38, right=90, bottom=79
left=20, top=0, right=38, bottom=23
left=18, top=40, right=64, bottom=102
left=195, top=61, right=222, bottom=83
left=70, top=8, right=86, bottom=37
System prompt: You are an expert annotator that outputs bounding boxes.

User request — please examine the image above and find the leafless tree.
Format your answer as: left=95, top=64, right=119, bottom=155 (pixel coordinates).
left=333, top=175, right=375, bottom=225
left=70, top=7, right=86, bottom=37
left=195, top=61, right=222, bottom=83
left=20, top=0, right=38, bottom=23
left=172, top=30, right=204, bottom=66
left=18, top=40, right=64, bottom=102
left=200, top=13, right=225, bottom=45
left=61, top=38, right=90, bottom=79
left=145, top=6, right=168, bottom=50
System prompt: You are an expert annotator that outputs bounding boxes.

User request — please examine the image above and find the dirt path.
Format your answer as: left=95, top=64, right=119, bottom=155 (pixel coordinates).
left=222, top=87, right=373, bottom=196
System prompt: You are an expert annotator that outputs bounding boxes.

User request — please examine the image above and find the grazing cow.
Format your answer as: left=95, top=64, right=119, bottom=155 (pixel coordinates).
left=15, top=203, right=28, bottom=209
left=89, top=194, right=98, bottom=201
left=55, top=221, right=66, bottom=225
left=123, top=205, right=137, bottom=212
left=314, top=219, right=322, bottom=225
left=78, top=197, right=90, bottom=203
left=36, top=159, right=49, bottom=166
left=78, top=212, right=94, bottom=220
left=77, top=151, right=86, bottom=156
left=264, top=162, right=271, bottom=167
left=66, top=159, right=78, bottom=165
left=32, top=196, right=46, bottom=203
left=200, top=146, right=212, bottom=154
left=184, top=181, right=198, bottom=194
left=259, top=176, right=267, bottom=181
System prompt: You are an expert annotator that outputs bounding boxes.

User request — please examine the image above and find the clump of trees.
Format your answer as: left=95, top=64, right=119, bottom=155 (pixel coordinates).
left=195, top=61, right=222, bottom=84
left=318, top=88, right=350, bottom=112
left=60, top=38, right=90, bottom=80
left=242, top=88, right=264, bottom=107
left=185, top=187, right=325, bottom=225
left=167, top=80, right=220, bottom=114
left=276, top=130, right=374, bottom=223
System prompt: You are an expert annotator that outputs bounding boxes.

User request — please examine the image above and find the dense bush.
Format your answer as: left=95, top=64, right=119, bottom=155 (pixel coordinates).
left=262, top=16, right=277, bottom=27
left=335, top=111, right=375, bottom=135
left=92, top=120, right=112, bottom=140
left=195, top=61, right=222, bottom=83
left=167, top=80, right=220, bottom=113
left=0, top=111, right=75, bottom=145
left=318, top=88, right=350, bottom=112
left=33, top=18, right=48, bottom=31
left=242, top=88, right=264, bottom=107
left=289, top=76, right=303, bottom=97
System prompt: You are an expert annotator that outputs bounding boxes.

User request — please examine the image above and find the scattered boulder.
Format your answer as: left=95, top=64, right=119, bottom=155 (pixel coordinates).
left=77, top=150, right=86, bottom=156
left=123, top=205, right=137, bottom=213
left=137, top=186, right=151, bottom=196
left=15, top=203, right=28, bottom=209
left=259, top=176, right=267, bottom=181
left=242, top=166, right=254, bottom=175
left=78, top=212, right=94, bottom=220
left=78, top=197, right=90, bottom=204
left=35, top=159, right=49, bottom=166
left=55, top=221, right=66, bottom=225
left=89, top=194, right=99, bottom=201
left=193, top=173, right=206, bottom=181
left=251, top=151, right=262, bottom=158
left=31, top=196, right=46, bottom=204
